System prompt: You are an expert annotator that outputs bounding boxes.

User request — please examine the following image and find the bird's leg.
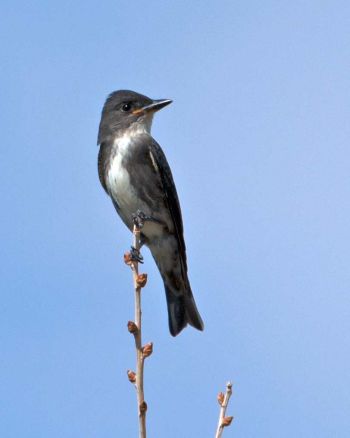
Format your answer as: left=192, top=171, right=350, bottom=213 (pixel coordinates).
left=130, top=210, right=162, bottom=262
left=129, top=210, right=153, bottom=263
left=132, top=209, right=156, bottom=228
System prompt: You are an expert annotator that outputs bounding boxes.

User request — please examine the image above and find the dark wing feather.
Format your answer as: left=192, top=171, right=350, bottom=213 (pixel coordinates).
left=98, top=142, right=113, bottom=194
left=148, top=139, right=188, bottom=272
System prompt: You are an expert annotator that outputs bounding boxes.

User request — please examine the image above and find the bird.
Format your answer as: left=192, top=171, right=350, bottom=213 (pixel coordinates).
left=97, top=90, right=204, bottom=336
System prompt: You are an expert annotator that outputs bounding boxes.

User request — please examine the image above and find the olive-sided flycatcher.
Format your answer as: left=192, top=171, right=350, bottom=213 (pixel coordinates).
left=97, top=90, right=204, bottom=336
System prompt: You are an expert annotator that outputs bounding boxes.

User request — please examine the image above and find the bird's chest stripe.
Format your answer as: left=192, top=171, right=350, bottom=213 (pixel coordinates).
left=106, top=138, right=139, bottom=211
left=108, top=156, right=133, bottom=200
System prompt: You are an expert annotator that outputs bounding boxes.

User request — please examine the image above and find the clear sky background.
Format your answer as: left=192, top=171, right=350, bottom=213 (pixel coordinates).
left=1, top=1, right=350, bottom=437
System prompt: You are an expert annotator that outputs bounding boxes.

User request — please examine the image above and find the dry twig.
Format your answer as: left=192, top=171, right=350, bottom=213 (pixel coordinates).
left=125, top=221, right=152, bottom=438
left=215, top=381, right=234, bottom=438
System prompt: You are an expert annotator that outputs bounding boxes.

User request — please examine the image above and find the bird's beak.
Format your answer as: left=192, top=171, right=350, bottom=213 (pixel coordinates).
left=132, top=99, right=172, bottom=116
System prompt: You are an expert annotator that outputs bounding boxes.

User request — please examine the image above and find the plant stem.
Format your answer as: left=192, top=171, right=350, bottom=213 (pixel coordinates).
left=130, top=224, right=147, bottom=438
left=215, top=382, right=233, bottom=438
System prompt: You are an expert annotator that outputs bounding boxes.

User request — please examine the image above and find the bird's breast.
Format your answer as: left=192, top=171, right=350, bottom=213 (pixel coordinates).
left=107, top=149, right=131, bottom=199
left=105, top=133, right=171, bottom=238
left=106, top=138, right=139, bottom=221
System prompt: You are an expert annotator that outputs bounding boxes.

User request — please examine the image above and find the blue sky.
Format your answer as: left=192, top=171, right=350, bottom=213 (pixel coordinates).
left=1, top=1, right=350, bottom=436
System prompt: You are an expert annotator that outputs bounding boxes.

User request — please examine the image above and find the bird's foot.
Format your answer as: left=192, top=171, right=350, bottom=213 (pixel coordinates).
left=132, top=210, right=154, bottom=229
left=130, top=246, right=144, bottom=263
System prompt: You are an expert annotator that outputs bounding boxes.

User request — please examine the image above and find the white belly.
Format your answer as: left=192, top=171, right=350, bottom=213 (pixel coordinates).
left=106, top=133, right=170, bottom=239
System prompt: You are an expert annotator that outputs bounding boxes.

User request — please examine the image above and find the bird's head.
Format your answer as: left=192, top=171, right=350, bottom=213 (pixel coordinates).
left=97, top=90, right=172, bottom=144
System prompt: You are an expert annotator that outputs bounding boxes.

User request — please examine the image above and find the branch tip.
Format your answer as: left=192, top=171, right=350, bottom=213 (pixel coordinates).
left=215, top=380, right=234, bottom=437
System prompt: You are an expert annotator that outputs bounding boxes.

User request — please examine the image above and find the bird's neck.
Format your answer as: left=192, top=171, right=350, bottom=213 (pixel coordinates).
left=112, top=118, right=153, bottom=155
left=119, top=116, right=153, bottom=139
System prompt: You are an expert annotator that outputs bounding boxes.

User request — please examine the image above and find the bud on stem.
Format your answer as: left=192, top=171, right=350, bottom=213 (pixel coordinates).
left=142, top=342, right=153, bottom=358
left=139, top=401, right=147, bottom=414
left=222, top=416, right=234, bottom=427
left=136, top=273, right=148, bottom=288
left=217, top=392, right=225, bottom=406
left=127, top=370, right=136, bottom=383
left=127, top=321, right=139, bottom=334
left=124, top=252, right=132, bottom=265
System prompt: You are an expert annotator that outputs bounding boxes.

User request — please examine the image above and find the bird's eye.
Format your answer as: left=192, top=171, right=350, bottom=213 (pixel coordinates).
left=122, top=103, right=132, bottom=112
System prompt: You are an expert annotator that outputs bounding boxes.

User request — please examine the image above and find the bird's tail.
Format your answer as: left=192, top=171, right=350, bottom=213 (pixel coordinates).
left=165, top=284, right=204, bottom=337
left=148, top=239, right=204, bottom=336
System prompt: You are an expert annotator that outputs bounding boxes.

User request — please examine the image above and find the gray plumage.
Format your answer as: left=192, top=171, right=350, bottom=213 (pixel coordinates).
left=97, top=90, right=204, bottom=336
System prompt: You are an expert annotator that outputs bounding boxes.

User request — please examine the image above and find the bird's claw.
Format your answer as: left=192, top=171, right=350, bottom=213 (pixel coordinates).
left=130, top=246, right=144, bottom=263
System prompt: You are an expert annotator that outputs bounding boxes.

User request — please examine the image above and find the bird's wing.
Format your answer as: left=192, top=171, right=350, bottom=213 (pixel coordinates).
left=98, top=141, right=113, bottom=194
left=148, top=138, right=187, bottom=271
